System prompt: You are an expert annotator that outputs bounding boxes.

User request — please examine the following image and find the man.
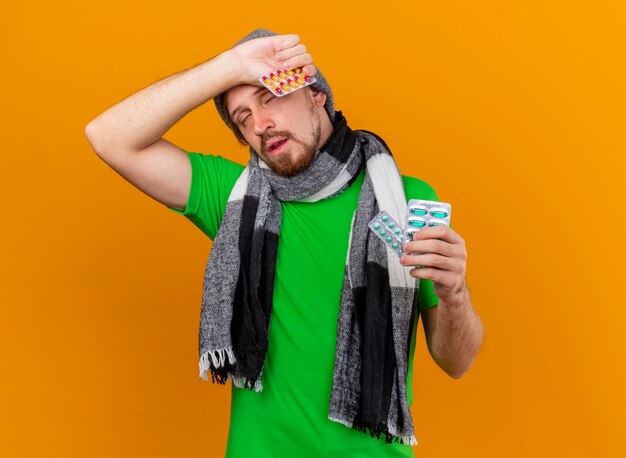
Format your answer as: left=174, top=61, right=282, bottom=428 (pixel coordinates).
left=85, top=29, right=484, bottom=458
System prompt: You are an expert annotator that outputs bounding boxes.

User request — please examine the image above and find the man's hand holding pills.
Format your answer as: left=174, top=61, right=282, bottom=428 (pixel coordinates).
left=228, top=33, right=317, bottom=86
left=399, top=225, right=468, bottom=307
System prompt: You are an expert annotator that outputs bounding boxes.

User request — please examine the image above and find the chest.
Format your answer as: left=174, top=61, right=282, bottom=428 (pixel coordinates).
left=277, top=195, right=358, bottom=277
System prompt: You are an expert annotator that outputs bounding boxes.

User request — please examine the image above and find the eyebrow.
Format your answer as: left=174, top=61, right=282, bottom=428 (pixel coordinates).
left=228, top=87, right=269, bottom=121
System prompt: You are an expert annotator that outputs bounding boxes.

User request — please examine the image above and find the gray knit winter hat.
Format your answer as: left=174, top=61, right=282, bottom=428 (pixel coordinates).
left=213, top=28, right=336, bottom=143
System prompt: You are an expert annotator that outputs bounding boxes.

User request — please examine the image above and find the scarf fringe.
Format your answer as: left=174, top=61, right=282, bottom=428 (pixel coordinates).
left=199, top=347, right=236, bottom=381
left=328, top=415, right=418, bottom=446
left=232, top=375, right=264, bottom=392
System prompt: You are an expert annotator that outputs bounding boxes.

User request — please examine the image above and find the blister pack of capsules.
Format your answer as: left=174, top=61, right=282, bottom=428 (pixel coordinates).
left=368, top=211, right=406, bottom=257
left=404, top=200, right=452, bottom=256
left=404, top=200, right=452, bottom=245
left=259, top=67, right=316, bottom=97
left=368, top=200, right=452, bottom=258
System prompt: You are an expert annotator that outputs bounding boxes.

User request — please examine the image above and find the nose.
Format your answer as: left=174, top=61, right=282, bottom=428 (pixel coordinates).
left=252, top=108, right=275, bottom=137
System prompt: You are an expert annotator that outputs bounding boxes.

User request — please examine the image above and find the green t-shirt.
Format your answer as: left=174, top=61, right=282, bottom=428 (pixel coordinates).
left=168, top=151, right=440, bottom=457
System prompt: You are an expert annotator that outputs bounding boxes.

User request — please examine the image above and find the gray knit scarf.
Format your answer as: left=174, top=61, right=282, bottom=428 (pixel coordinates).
left=198, top=110, right=420, bottom=445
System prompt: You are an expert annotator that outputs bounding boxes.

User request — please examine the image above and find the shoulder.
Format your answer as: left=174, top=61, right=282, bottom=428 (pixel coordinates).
left=187, top=151, right=245, bottom=177
left=171, top=151, right=246, bottom=239
left=186, top=151, right=246, bottom=198
left=401, top=173, right=439, bottom=201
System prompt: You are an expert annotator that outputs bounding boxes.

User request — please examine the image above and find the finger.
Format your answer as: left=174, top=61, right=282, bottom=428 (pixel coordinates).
left=282, top=52, right=313, bottom=71
left=400, top=253, right=456, bottom=271
left=301, top=64, right=317, bottom=77
left=403, top=239, right=455, bottom=257
left=275, top=43, right=307, bottom=62
left=274, top=34, right=300, bottom=52
left=413, top=225, right=463, bottom=245
left=409, top=267, right=455, bottom=286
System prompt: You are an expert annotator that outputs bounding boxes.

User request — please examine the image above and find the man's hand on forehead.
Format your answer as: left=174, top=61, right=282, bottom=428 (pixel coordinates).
left=229, top=33, right=317, bottom=88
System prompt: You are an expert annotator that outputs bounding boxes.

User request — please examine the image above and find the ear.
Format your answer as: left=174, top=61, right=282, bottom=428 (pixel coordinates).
left=307, top=86, right=327, bottom=108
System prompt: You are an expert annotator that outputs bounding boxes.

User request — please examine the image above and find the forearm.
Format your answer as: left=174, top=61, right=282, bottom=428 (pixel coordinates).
left=86, top=50, right=240, bottom=153
left=429, top=288, right=484, bottom=379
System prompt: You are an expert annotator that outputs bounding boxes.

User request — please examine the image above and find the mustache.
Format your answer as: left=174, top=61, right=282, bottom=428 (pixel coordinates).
left=262, top=131, right=297, bottom=151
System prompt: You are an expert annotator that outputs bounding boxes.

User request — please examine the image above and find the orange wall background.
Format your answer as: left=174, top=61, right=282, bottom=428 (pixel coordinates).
left=1, top=1, right=624, bottom=456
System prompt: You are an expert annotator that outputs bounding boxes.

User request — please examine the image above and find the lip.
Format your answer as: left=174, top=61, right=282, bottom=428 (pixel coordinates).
left=268, top=138, right=288, bottom=154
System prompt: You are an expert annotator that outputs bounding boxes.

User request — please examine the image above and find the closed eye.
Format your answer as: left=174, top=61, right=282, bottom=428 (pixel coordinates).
left=239, top=94, right=275, bottom=125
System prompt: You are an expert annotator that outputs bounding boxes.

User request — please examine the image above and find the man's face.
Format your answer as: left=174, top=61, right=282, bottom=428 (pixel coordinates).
left=224, top=85, right=328, bottom=177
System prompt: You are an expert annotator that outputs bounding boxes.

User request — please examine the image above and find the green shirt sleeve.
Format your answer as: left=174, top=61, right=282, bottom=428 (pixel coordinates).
left=165, top=150, right=245, bottom=240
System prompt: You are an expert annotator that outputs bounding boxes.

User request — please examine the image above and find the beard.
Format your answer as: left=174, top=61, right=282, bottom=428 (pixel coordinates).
left=259, top=110, right=322, bottom=178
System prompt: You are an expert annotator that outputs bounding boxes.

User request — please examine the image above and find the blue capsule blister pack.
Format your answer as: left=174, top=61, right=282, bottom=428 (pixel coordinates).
left=404, top=200, right=451, bottom=245
left=369, top=199, right=452, bottom=258
left=404, top=199, right=452, bottom=256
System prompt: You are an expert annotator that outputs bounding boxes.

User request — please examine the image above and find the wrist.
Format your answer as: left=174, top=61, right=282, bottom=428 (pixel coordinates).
left=439, top=287, right=469, bottom=310
left=198, top=50, right=243, bottom=97
left=216, top=49, right=244, bottom=86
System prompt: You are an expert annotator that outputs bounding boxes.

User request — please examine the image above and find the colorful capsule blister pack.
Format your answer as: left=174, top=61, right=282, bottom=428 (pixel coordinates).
left=368, top=200, right=452, bottom=258
left=368, top=211, right=406, bottom=257
left=259, top=67, right=317, bottom=97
